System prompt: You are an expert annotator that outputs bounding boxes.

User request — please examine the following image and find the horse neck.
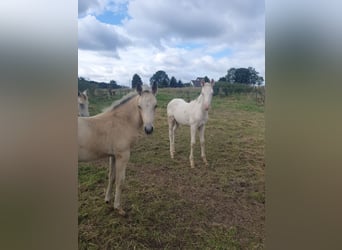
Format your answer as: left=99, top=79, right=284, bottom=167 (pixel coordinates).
left=107, top=96, right=143, bottom=129
left=194, top=94, right=206, bottom=112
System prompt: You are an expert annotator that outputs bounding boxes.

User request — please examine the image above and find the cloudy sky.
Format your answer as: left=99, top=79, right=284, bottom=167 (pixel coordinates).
left=78, top=0, right=264, bottom=87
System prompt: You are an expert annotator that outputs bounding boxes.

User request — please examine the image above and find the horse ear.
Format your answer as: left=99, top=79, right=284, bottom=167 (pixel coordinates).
left=211, top=79, right=215, bottom=86
left=201, top=80, right=205, bottom=87
left=152, top=81, right=158, bottom=95
left=78, top=91, right=81, bottom=97
left=136, top=83, right=142, bottom=95
left=83, top=89, right=88, bottom=96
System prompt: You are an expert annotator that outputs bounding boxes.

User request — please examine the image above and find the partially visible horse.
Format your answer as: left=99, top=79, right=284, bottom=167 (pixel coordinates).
left=167, top=79, right=214, bottom=168
left=78, top=89, right=89, bottom=117
left=78, top=82, right=158, bottom=215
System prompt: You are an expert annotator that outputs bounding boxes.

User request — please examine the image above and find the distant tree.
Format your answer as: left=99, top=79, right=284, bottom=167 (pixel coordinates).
left=98, top=82, right=108, bottom=88
left=248, top=67, right=264, bottom=85
left=234, top=68, right=250, bottom=84
left=218, top=76, right=227, bottom=82
left=204, top=76, right=210, bottom=82
left=256, top=76, right=264, bottom=85
left=176, top=80, right=184, bottom=88
left=78, top=77, right=96, bottom=92
left=109, top=80, right=115, bottom=90
left=225, top=67, right=264, bottom=85
left=226, top=68, right=236, bottom=83
left=150, top=70, right=170, bottom=88
left=170, top=76, right=177, bottom=88
left=131, top=74, right=143, bottom=89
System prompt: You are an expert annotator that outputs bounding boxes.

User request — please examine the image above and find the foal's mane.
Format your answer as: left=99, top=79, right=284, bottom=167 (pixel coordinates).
left=103, top=92, right=138, bottom=113
left=102, top=85, right=153, bottom=113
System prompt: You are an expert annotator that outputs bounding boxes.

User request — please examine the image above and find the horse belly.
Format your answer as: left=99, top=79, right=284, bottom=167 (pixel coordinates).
left=78, top=118, right=107, bottom=162
left=173, top=109, right=191, bottom=125
left=167, top=99, right=190, bottom=125
left=78, top=148, right=102, bottom=162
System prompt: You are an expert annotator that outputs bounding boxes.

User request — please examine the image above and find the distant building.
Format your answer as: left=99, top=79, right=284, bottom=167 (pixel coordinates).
left=190, top=77, right=205, bottom=87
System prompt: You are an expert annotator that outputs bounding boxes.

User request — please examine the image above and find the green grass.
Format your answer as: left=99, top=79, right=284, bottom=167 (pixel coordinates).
left=79, top=87, right=265, bottom=249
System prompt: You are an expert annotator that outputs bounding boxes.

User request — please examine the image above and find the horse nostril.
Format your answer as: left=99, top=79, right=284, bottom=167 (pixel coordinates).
left=145, top=126, right=153, bottom=134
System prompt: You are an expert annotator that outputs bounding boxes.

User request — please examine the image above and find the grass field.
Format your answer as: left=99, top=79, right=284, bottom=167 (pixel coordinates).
left=79, top=87, right=265, bottom=249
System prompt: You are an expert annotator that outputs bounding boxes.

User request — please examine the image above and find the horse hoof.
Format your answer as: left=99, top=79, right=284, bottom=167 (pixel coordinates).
left=116, top=208, right=126, bottom=216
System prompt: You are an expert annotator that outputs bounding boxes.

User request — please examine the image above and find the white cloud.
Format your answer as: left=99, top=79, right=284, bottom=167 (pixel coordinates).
left=78, top=15, right=131, bottom=57
left=78, top=0, right=265, bottom=86
left=79, top=42, right=264, bottom=86
left=78, top=0, right=106, bottom=16
left=124, top=0, right=264, bottom=45
left=79, top=0, right=129, bottom=16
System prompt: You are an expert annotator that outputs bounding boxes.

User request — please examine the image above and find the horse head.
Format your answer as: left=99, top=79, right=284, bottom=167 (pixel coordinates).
left=78, top=90, right=89, bottom=117
left=200, top=79, right=215, bottom=111
left=136, top=82, right=158, bottom=134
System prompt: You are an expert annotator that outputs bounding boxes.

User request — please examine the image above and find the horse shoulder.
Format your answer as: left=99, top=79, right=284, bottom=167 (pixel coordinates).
left=167, top=98, right=179, bottom=115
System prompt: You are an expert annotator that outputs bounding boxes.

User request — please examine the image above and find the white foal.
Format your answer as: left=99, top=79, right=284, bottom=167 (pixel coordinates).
left=167, top=79, right=214, bottom=168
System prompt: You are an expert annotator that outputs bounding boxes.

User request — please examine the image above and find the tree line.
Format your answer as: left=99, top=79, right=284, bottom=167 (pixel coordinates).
left=132, top=71, right=185, bottom=89
left=133, top=67, right=263, bottom=89
left=78, top=66, right=264, bottom=90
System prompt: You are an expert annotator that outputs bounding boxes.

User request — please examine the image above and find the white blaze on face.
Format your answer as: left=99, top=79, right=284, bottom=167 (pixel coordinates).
left=201, top=84, right=214, bottom=111
left=138, top=92, right=157, bottom=134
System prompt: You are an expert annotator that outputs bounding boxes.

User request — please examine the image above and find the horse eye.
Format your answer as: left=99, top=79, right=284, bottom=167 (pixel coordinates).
left=154, top=105, right=158, bottom=109
left=138, top=105, right=142, bottom=109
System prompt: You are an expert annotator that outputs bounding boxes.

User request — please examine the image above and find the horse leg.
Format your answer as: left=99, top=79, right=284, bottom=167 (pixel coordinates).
left=105, top=155, right=115, bottom=203
left=172, top=121, right=179, bottom=156
left=113, top=150, right=130, bottom=216
left=189, top=125, right=197, bottom=168
left=199, top=125, right=208, bottom=166
left=168, top=116, right=174, bottom=158
left=168, top=116, right=176, bottom=159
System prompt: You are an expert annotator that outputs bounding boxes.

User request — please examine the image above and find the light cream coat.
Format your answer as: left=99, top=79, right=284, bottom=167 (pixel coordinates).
left=167, top=80, right=214, bottom=168
left=78, top=83, right=157, bottom=215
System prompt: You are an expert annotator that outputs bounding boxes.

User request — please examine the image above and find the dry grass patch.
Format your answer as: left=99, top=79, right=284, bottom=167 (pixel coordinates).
left=79, top=88, right=265, bottom=249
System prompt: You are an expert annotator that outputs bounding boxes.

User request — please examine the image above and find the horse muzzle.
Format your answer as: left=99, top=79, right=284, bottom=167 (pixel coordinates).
left=144, top=125, right=154, bottom=134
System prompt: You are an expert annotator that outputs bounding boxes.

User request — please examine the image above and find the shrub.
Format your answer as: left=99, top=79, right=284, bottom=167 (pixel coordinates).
left=213, top=82, right=255, bottom=96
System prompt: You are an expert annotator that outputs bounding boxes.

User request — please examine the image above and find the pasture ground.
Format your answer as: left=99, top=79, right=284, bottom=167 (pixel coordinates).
left=79, top=87, right=265, bottom=249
